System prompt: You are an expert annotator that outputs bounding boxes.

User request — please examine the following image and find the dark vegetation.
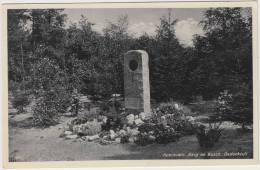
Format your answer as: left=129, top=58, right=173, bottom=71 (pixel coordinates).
left=8, top=8, right=252, bottom=130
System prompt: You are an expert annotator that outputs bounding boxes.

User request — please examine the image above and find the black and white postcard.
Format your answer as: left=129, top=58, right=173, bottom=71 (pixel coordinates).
left=1, top=1, right=259, bottom=168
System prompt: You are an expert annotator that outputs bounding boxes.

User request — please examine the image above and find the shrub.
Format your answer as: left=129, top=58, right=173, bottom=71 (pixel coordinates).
left=151, top=102, right=195, bottom=135
left=138, top=123, right=156, bottom=133
left=196, top=123, right=222, bottom=148
left=12, top=92, right=30, bottom=114
left=215, top=90, right=233, bottom=116
left=154, top=124, right=181, bottom=144
left=120, top=135, right=130, bottom=143
left=33, top=97, right=59, bottom=127
left=73, top=120, right=102, bottom=136
left=102, top=116, right=124, bottom=131
left=32, top=91, right=61, bottom=127
left=215, top=87, right=253, bottom=130
left=136, top=123, right=181, bottom=145
left=55, top=89, right=71, bottom=113
left=134, top=133, right=154, bottom=146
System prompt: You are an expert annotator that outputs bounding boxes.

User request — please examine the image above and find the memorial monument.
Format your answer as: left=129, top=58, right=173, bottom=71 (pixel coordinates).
left=124, top=50, right=151, bottom=115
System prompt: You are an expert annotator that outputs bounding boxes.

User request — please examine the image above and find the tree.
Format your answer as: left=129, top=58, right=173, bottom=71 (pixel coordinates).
left=101, top=15, right=131, bottom=96
left=8, top=9, right=31, bottom=92
left=194, top=8, right=253, bottom=124
left=151, top=10, right=184, bottom=102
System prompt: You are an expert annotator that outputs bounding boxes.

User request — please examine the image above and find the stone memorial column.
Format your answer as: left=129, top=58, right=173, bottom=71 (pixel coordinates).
left=124, top=50, right=151, bottom=115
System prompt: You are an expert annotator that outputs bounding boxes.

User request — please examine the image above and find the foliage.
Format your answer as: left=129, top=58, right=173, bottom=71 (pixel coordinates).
left=102, top=116, right=124, bottom=131
left=152, top=102, right=190, bottom=118
left=32, top=93, right=60, bottom=127
left=196, top=123, right=222, bottom=148
left=138, top=123, right=156, bottom=133
left=215, top=90, right=233, bottom=116
left=192, top=8, right=252, bottom=100
left=154, top=124, right=181, bottom=144
left=73, top=120, right=102, bottom=136
left=8, top=8, right=253, bottom=128
left=229, top=83, right=253, bottom=126
left=215, top=85, right=253, bottom=127
left=134, top=133, right=154, bottom=146
left=151, top=102, right=195, bottom=135
left=12, top=91, right=30, bottom=113
left=137, top=123, right=181, bottom=145
left=120, top=135, right=130, bottom=143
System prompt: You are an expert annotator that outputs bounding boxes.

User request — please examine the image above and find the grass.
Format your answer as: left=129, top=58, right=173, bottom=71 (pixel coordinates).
left=9, top=115, right=253, bottom=161
left=8, top=98, right=253, bottom=161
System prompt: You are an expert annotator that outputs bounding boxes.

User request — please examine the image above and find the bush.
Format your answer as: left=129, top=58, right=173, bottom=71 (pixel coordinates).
left=154, top=124, right=181, bottom=144
left=196, top=123, right=222, bottom=148
left=151, top=102, right=195, bottom=135
left=73, top=120, right=102, bottom=136
left=120, top=135, right=130, bottom=143
left=215, top=87, right=253, bottom=129
left=33, top=97, right=59, bottom=127
left=12, top=92, right=30, bottom=114
left=102, top=116, right=124, bottom=131
left=134, top=133, right=154, bottom=146
left=138, top=123, right=156, bottom=133
left=152, top=102, right=189, bottom=119
left=32, top=91, right=61, bottom=127
left=136, top=123, right=181, bottom=145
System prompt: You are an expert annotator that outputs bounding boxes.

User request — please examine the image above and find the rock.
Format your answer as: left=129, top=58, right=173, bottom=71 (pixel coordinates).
left=139, top=112, right=149, bottom=120
left=126, top=126, right=131, bottom=132
left=100, top=139, right=113, bottom=145
left=134, top=118, right=144, bottom=126
left=126, top=114, right=135, bottom=125
left=148, top=131, right=154, bottom=135
left=160, top=116, right=167, bottom=127
left=79, top=96, right=91, bottom=103
left=128, top=128, right=140, bottom=136
left=174, top=103, right=180, bottom=110
left=115, top=137, right=121, bottom=143
left=64, top=112, right=73, bottom=117
left=148, top=135, right=156, bottom=141
left=65, top=134, right=78, bottom=139
left=128, top=137, right=135, bottom=143
left=64, top=131, right=73, bottom=135
left=186, top=116, right=195, bottom=122
left=102, top=116, right=108, bottom=124
left=109, top=130, right=117, bottom=140
left=73, top=121, right=102, bottom=136
left=66, top=106, right=72, bottom=112
left=9, top=108, right=18, bottom=115
left=119, top=129, right=126, bottom=136
left=102, top=135, right=108, bottom=140
left=86, top=134, right=99, bottom=141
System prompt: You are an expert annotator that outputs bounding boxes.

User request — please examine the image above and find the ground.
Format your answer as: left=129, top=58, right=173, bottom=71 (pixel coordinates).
left=9, top=112, right=253, bottom=162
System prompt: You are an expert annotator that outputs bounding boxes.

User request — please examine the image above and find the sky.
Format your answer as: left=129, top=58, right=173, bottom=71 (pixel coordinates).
left=63, top=8, right=206, bottom=47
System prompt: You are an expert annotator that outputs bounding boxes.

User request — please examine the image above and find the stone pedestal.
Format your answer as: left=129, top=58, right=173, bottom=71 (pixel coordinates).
left=124, top=50, right=151, bottom=114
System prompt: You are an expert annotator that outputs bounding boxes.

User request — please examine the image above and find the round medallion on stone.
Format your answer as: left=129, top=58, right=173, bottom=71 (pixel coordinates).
left=129, top=59, right=138, bottom=71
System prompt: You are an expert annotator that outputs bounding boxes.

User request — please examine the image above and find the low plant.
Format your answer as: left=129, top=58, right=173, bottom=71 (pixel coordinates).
left=196, top=122, right=222, bottom=148
left=73, top=120, right=102, bottom=136
left=134, top=133, right=154, bottom=146
left=154, top=124, right=181, bottom=144
left=138, top=123, right=156, bottom=133
left=12, top=92, right=30, bottom=114
left=33, top=97, right=59, bottom=127
left=120, top=135, right=130, bottom=143
left=32, top=91, right=61, bottom=127
left=151, top=102, right=195, bottom=136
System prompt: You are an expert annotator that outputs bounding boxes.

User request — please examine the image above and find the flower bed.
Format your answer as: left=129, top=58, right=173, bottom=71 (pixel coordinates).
left=60, top=102, right=197, bottom=146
